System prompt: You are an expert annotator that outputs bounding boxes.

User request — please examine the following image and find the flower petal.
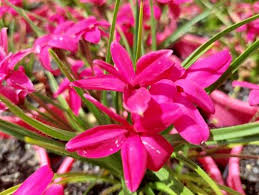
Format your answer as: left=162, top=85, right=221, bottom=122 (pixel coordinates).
left=123, top=87, right=151, bottom=115
left=43, top=184, right=64, bottom=195
left=0, top=27, right=8, bottom=54
left=121, top=135, right=147, bottom=192
left=232, top=81, right=259, bottom=90
left=14, top=165, right=53, bottom=195
left=184, top=50, right=232, bottom=88
left=141, top=135, right=173, bottom=171
left=135, top=50, right=172, bottom=74
left=249, top=89, right=259, bottom=106
left=73, top=75, right=126, bottom=92
left=6, top=69, right=34, bottom=93
left=66, top=125, right=128, bottom=158
left=53, top=79, right=70, bottom=98
left=93, top=59, right=127, bottom=83
left=133, top=52, right=175, bottom=87
left=8, top=48, right=32, bottom=70
left=69, top=88, right=81, bottom=116
left=83, top=27, right=101, bottom=44
left=173, top=94, right=210, bottom=145
left=84, top=94, right=130, bottom=127
left=176, top=79, right=215, bottom=113
left=48, top=35, right=78, bottom=52
left=111, top=41, right=135, bottom=83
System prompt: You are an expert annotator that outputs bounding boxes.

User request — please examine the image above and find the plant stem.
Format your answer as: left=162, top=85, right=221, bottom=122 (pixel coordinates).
left=106, top=0, right=121, bottom=64
left=149, top=0, right=156, bottom=50
left=135, top=0, right=144, bottom=64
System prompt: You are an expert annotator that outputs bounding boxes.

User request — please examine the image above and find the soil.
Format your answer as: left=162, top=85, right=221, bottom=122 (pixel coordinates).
left=64, top=160, right=114, bottom=195
left=0, top=138, right=39, bottom=192
left=240, top=145, right=259, bottom=195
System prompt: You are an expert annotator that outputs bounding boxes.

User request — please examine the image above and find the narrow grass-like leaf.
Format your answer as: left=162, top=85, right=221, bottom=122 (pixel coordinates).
left=150, top=182, right=177, bottom=195
left=54, top=173, right=117, bottom=185
left=0, top=95, right=75, bottom=140
left=218, top=185, right=243, bottom=195
left=207, top=39, right=259, bottom=93
left=149, top=0, right=156, bottom=50
left=0, top=184, right=20, bottom=195
left=162, top=9, right=211, bottom=48
left=0, top=118, right=64, bottom=146
left=182, top=13, right=259, bottom=68
left=173, top=153, right=223, bottom=195
left=106, top=0, right=121, bottom=64
left=25, top=137, right=122, bottom=176
left=135, top=0, right=144, bottom=64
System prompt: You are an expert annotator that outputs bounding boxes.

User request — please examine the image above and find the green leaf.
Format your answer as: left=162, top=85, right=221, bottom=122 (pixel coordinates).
left=154, top=167, right=170, bottom=181
left=106, top=0, right=121, bottom=64
left=182, top=13, right=259, bottom=68
left=162, top=9, right=212, bottom=47
left=173, top=153, right=223, bottom=195
left=149, top=0, right=156, bottom=50
left=54, top=173, right=118, bottom=185
left=135, top=0, right=144, bottom=64
left=0, top=95, right=75, bottom=141
left=218, top=184, right=243, bottom=195
left=25, top=137, right=122, bottom=176
left=207, top=39, right=259, bottom=93
left=0, top=119, right=64, bottom=147
left=0, top=184, right=20, bottom=195
left=149, top=182, right=178, bottom=195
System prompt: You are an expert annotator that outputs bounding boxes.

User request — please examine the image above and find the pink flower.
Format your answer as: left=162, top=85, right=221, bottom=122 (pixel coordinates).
left=66, top=94, right=174, bottom=192
left=80, top=0, right=106, bottom=6
left=74, top=41, right=176, bottom=115
left=232, top=81, right=259, bottom=106
left=33, top=33, right=78, bottom=75
left=13, top=165, right=59, bottom=195
left=54, top=79, right=81, bottom=116
left=0, top=28, right=33, bottom=111
left=65, top=17, right=109, bottom=44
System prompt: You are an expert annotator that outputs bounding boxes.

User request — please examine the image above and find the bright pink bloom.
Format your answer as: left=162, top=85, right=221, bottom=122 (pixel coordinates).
left=54, top=79, right=81, bottom=116
left=66, top=94, right=174, bottom=192
left=227, top=146, right=245, bottom=195
left=0, top=28, right=33, bottom=111
left=233, top=81, right=259, bottom=106
left=14, top=165, right=55, bottom=195
left=66, top=17, right=109, bottom=44
left=80, top=0, right=106, bottom=6
left=74, top=41, right=176, bottom=115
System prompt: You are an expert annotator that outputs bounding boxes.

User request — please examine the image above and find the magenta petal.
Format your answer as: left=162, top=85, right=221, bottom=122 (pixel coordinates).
left=185, top=50, right=232, bottom=88
left=66, top=125, right=128, bottom=158
left=69, top=88, right=81, bottom=116
left=38, top=46, right=59, bottom=74
left=133, top=99, right=183, bottom=134
left=176, top=79, right=215, bottom=113
left=54, top=79, right=70, bottom=98
left=14, top=165, right=53, bottom=195
left=133, top=52, right=175, bottom=87
left=121, top=135, right=147, bottom=192
left=123, top=87, right=151, bottom=115
left=232, top=81, right=259, bottom=90
left=135, top=50, right=172, bottom=74
left=73, top=75, right=126, bottom=92
left=93, top=60, right=127, bottom=83
left=84, top=27, right=101, bottom=44
left=141, top=135, right=173, bottom=171
left=7, top=69, right=34, bottom=92
left=43, top=184, right=64, bottom=195
left=8, top=48, right=32, bottom=69
left=0, top=27, right=8, bottom=53
left=174, top=94, right=210, bottom=145
left=48, top=35, right=78, bottom=52
left=110, top=41, right=134, bottom=83
left=84, top=94, right=130, bottom=127
left=249, top=89, right=259, bottom=106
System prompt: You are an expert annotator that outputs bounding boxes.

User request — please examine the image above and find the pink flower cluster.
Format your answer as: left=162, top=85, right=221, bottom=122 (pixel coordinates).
left=0, top=28, right=33, bottom=112
left=65, top=41, right=231, bottom=191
